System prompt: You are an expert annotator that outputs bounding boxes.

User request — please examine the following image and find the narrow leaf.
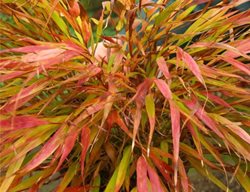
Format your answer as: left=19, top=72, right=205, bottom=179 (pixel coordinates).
left=20, top=127, right=63, bottom=173
left=81, top=126, right=91, bottom=177
left=0, top=155, right=25, bottom=192
left=235, top=168, right=250, bottom=192
left=177, top=47, right=205, bottom=84
left=145, top=94, right=155, bottom=156
left=157, top=57, right=170, bottom=79
left=147, top=164, right=164, bottom=192
left=0, top=115, right=47, bottom=130
left=57, top=161, right=79, bottom=192
left=221, top=56, right=250, bottom=75
left=55, top=128, right=80, bottom=172
left=115, top=146, right=132, bottom=191
left=154, top=79, right=172, bottom=100
left=136, top=156, right=148, bottom=192
left=185, top=99, right=224, bottom=138
left=170, top=101, right=181, bottom=187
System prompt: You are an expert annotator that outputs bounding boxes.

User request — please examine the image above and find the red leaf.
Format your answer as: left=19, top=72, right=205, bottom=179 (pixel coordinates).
left=0, top=115, right=47, bottom=130
left=149, top=152, right=172, bottom=182
left=55, top=129, right=80, bottom=172
left=107, top=111, right=131, bottom=136
left=137, top=156, right=148, bottom=192
left=20, top=127, right=63, bottom=173
left=154, top=79, right=172, bottom=100
left=170, top=101, right=180, bottom=187
left=64, top=186, right=89, bottom=192
left=81, top=126, right=90, bottom=177
left=177, top=47, right=204, bottom=84
left=157, top=57, right=170, bottom=79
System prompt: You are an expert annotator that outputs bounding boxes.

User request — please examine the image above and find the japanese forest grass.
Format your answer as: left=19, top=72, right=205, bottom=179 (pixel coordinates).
left=0, top=0, right=250, bottom=192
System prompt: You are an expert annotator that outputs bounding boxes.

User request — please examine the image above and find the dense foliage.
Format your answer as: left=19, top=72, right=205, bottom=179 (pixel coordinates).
left=0, top=0, right=250, bottom=191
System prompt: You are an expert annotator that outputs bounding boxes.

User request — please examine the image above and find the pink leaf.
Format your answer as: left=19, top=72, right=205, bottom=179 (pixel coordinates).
left=185, top=99, right=224, bottom=138
left=178, top=159, right=189, bottom=192
left=224, top=39, right=250, bottom=58
left=0, top=115, right=47, bottom=130
left=132, top=79, right=153, bottom=150
left=0, top=45, right=52, bottom=54
left=157, top=57, right=170, bottom=79
left=221, top=56, right=250, bottom=76
left=147, top=164, right=164, bottom=192
left=132, top=103, right=142, bottom=151
left=201, top=91, right=231, bottom=108
left=21, top=48, right=65, bottom=63
left=134, top=78, right=153, bottom=105
left=0, top=71, right=26, bottom=82
left=137, top=156, right=148, bottom=192
left=170, top=101, right=180, bottom=187
left=177, top=47, right=204, bottom=84
left=154, top=79, right=172, bottom=100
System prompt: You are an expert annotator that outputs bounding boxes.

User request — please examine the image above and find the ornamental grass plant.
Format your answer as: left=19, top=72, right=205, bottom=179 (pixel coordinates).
left=0, top=0, right=250, bottom=191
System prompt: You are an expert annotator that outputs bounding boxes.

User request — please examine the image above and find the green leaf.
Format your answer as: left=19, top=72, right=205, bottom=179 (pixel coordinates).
left=115, top=146, right=132, bottom=191
left=188, top=157, right=232, bottom=192
left=235, top=168, right=250, bottom=192
left=0, top=155, right=25, bottom=192
left=57, top=161, right=79, bottom=192
left=51, top=11, right=69, bottom=37
left=155, top=1, right=181, bottom=25
left=90, top=174, right=101, bottom=192
left=104, top=167, right=119, bottom=192
left=145, top=94, right=156, bottom=156
left=145, top=94, right=155, bottom=118
left=9, top=166, right=55, bottom=192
